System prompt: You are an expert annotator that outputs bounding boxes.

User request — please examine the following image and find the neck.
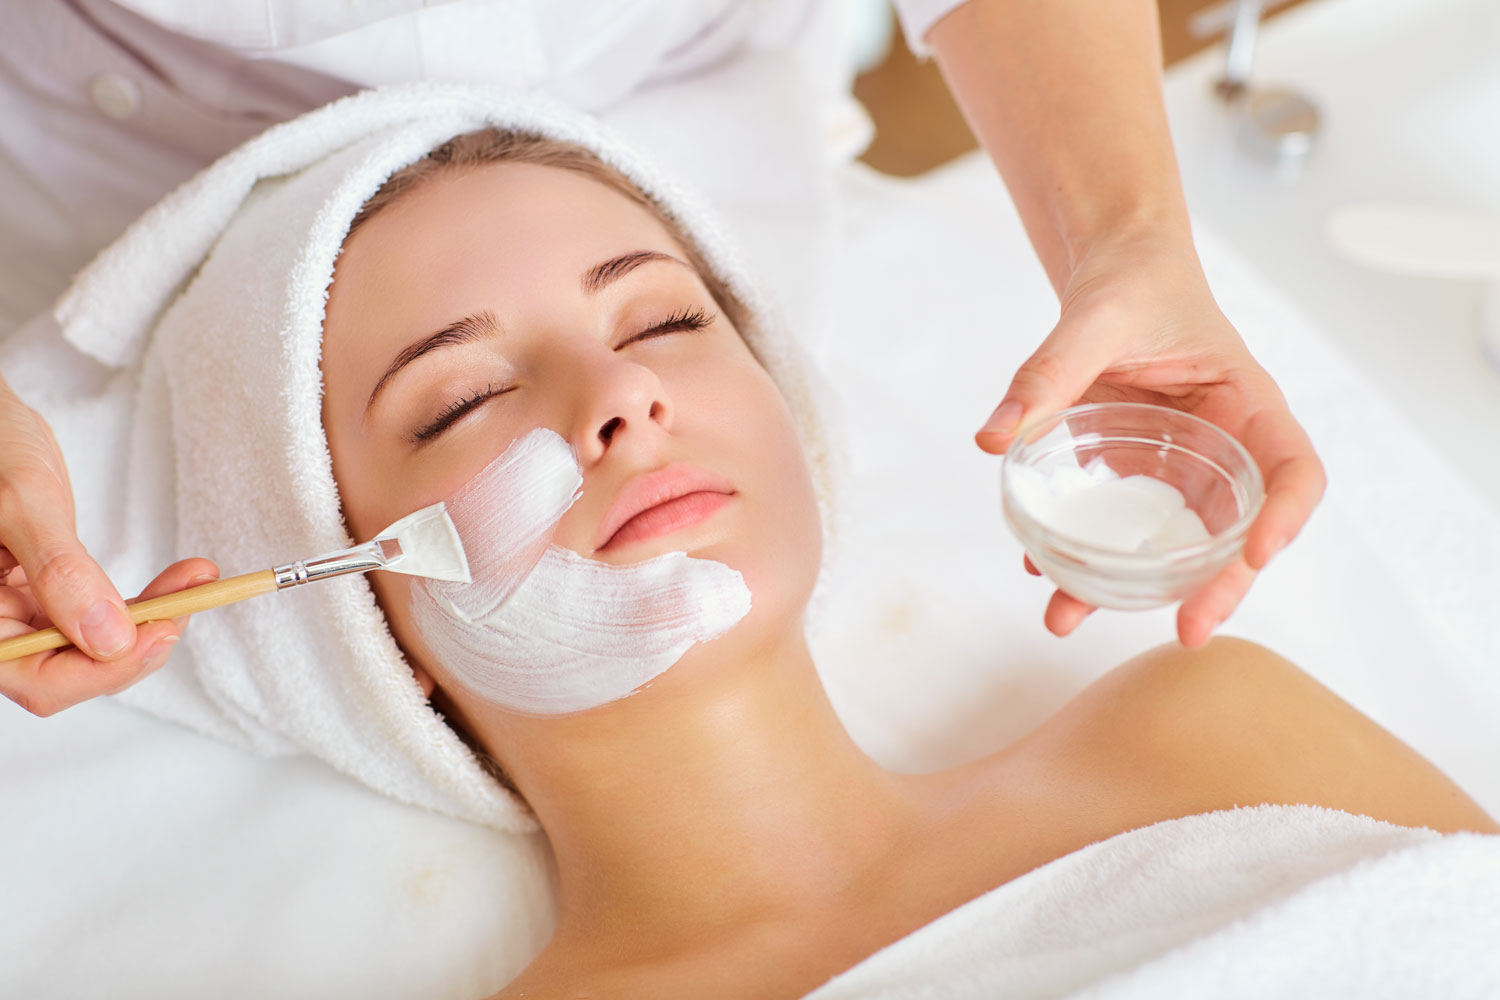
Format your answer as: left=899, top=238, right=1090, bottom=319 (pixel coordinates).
left=483, top=626, right=926, bottom=951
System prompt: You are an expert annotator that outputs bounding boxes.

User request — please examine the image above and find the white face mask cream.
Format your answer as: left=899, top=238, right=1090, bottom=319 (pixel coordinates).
left=410, top=428, right=752, bottom=716
left=1006, top=457, right=1211, bottom=553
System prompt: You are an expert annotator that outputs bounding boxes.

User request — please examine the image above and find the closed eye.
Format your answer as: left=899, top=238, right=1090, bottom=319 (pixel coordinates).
left=618, top=306, right=715, bottom=348
left=410, top=382, right=511, bottom=444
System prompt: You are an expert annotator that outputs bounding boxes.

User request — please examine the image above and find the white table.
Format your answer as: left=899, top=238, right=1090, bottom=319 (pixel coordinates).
left=1162, top=0, right=1500, bottom=514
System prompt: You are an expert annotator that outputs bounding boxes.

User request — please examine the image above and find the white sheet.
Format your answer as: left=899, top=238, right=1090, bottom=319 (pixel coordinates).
left=805, top=805, right=1500, bottom=999
left=3, top=152, right=1498, bottom=998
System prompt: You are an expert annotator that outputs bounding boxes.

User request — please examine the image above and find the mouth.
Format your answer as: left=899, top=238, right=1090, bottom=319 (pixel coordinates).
left=595, top=463, right=737, bottom=554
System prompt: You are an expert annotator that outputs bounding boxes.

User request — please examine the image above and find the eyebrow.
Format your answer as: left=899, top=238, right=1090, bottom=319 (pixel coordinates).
left=364, top=310, right=499, bottom=414
left=581, top=250, right=691, bottom=294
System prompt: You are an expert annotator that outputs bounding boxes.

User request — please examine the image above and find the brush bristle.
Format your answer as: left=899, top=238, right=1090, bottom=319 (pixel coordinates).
left=379, top=502, right=471, bottom=583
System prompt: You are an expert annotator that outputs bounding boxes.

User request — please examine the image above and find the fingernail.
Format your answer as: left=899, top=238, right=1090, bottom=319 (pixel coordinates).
left=81, top=600, right=133, bottom=658
left=143, top=635, right=179, bottom=672
left=981, top=400, right=1024, bottom=436
left=189, top=573, right=219, bottom=585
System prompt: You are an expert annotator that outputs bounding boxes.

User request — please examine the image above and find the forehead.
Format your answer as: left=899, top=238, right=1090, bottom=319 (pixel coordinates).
left=323, top=162, right=685, bottom=356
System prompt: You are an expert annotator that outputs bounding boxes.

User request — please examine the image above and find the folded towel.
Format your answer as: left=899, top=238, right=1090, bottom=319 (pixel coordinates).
left=8, top=82, right=841, bottom=831
left=803, top=804, right=1500, bottom=999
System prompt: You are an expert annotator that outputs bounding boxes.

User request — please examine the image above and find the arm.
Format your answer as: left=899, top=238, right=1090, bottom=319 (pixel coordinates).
left=924, top=0, right=1188, bottom=296
left=917, top=0, right=1327, bottom=647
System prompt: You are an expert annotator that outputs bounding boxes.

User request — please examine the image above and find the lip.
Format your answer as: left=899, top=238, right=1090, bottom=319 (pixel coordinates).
left=595, top=463, right=736, bottom=553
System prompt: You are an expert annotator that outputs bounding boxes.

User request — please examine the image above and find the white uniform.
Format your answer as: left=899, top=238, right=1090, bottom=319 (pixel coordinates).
left=0, top=0, right=961, bottom=334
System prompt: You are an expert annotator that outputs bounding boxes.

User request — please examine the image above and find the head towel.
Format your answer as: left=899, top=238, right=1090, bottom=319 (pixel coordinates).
left=43, top=83, right=841, bottom=832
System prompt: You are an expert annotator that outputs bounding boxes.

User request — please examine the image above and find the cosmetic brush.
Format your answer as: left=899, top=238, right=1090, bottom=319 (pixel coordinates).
left=0, top=501, right=470, bottom=663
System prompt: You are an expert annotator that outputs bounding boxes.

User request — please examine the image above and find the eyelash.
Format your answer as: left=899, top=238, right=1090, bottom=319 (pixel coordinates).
left=620, top=305, right=714, bottom=346
left=411, top=383, right=505, bottom=444
left=409, top=306, right=716, bottom=444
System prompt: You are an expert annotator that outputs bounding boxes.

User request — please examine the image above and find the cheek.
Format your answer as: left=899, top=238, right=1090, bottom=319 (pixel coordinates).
left=752, top=415, right=824, bottom=609
left=681, top=361, right=823, bottom=617
left=323, top=396, right=415, bottom=549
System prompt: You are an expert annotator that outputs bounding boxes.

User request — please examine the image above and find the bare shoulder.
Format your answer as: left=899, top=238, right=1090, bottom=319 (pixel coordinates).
left=1026, top=636, right=1499, bottom=836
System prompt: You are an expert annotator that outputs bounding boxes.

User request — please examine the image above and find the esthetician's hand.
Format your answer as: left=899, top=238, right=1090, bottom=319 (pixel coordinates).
left=976, top=232, right=1326, bottom=648
left=0, top=371, right=220, bottom=714
left=0, top=558, right=220, bottom=716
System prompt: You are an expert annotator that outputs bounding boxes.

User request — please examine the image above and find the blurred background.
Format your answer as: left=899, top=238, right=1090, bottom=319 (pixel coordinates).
left=851, top=0, right=1313, bottom=177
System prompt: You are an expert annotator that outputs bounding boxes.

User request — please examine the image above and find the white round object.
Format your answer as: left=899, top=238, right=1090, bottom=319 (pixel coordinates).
left=87, top=72, right=142, bottom=120
left=1326, top=203, right=1500, bottom=279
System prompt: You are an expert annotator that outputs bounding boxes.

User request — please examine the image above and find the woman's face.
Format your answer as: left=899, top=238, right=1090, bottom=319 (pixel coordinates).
left=320, top=161, right=821, bottom=703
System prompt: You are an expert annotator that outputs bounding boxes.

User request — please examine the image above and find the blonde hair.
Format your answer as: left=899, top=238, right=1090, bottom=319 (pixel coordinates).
left=349, top=127, right=751, bottom=335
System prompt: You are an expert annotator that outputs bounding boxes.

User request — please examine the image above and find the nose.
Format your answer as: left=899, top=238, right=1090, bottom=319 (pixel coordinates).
left=566, top=352, right=674, bottom=467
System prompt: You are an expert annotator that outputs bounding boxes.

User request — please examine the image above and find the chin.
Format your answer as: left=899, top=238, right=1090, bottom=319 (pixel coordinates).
left=693, top=538, right=813, bottom=643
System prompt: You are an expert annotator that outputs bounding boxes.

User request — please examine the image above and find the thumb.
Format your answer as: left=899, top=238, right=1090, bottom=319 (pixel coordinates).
left=976, top=314, right=1119, bottom=454
left=11, top=526, right=134, bottom=661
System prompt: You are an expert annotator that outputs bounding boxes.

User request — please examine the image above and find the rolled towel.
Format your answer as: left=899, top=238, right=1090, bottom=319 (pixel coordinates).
left=13, top=83, right=843, bottom=831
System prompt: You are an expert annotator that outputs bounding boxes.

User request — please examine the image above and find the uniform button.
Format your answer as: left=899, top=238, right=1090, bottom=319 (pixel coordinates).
left=88, top=72, right=142, bottom=120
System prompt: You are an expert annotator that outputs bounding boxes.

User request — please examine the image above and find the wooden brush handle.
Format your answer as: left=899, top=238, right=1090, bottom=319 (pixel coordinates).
left=0, top=569, right=277, bottom=662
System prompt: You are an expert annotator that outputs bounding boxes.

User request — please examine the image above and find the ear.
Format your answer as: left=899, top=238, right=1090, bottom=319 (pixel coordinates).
left=412, top=663, right=439, bottom=699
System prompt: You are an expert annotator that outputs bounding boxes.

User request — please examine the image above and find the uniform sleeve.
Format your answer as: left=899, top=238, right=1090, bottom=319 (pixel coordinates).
left=890, top=0, right=972, bottom=58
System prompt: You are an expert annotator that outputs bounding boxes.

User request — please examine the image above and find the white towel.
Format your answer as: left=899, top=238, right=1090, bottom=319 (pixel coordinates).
left=3, top=82, right=842, bottom=832
left=802, top=804, right=1500, bottom=999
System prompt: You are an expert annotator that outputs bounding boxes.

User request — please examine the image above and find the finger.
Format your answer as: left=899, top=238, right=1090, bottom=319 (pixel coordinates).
left=0, top=512, right=133, bottom=661
left=1245, top=451, right=1325, bottom=569
left=0, top=618, right=182, bottom=718
left=1175, top=557, right=1258, bottom=648
left=1235, top=400, right=1327, bottom=570
left=0, top=584, right=41, bottom=624
left=975, top=308, right=1125, bottom=455
left=130, top=558, right=221, bottom=604
left=1044, top=590, right=1097, bottom=637
left=0, top=559, right=216, bottom=716
left=101, top=631, right=181, bottom=696
left=130, top=560, right=218, bottom=641
left=0, top=548, right=16, bottom=574
left=1023, top=554, right=1041, bottom=577
left=119, top=558, right=217, bottom=650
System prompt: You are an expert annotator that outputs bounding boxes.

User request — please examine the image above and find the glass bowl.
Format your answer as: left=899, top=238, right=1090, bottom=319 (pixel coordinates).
left=1000, top=402, right=1265, bottom=610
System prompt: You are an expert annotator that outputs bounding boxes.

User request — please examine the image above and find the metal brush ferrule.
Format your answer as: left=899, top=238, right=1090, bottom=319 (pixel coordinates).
left=273, top=538, right=402, bottom=589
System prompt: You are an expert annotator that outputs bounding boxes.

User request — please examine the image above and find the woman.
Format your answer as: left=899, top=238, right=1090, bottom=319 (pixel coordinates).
left=317, top=128, right=1497, bottom=997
